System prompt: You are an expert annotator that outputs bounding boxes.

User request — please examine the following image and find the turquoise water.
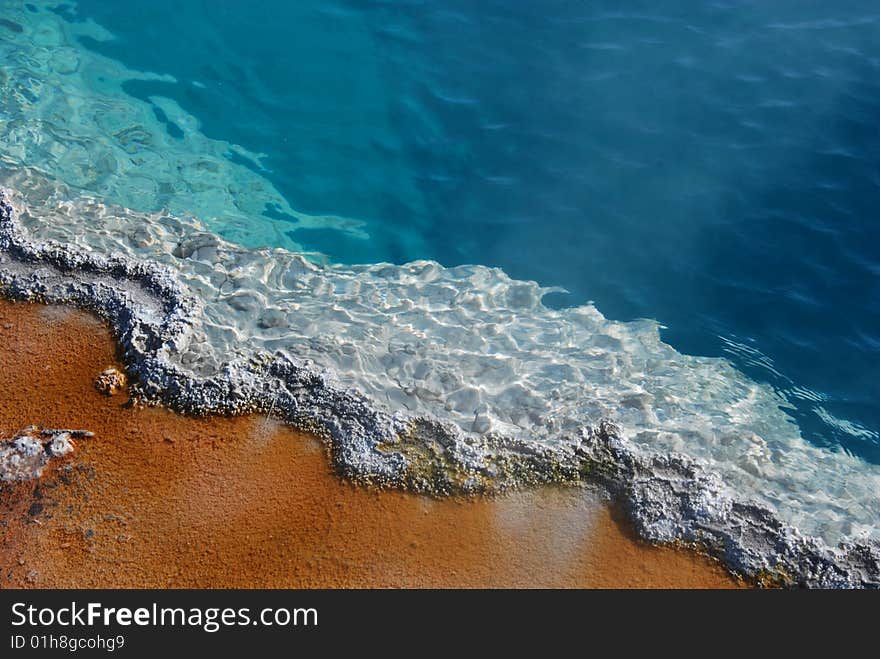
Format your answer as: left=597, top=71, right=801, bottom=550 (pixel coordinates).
left=2, top=0, right=880, bottom=540
left=63, top=0, right=880, bottom=462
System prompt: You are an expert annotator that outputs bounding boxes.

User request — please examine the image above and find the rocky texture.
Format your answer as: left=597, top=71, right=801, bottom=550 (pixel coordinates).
left=0, top=191, right=878, bottom=587
left=0, top=426, right=90, bottom=481
left=94, top=367, right=127, bottom=396
left=6, top=177, right=878, bottom=546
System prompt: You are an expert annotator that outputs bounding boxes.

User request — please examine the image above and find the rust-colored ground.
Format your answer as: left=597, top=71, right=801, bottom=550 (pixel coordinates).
left=0, top=300, right=742, bottom=588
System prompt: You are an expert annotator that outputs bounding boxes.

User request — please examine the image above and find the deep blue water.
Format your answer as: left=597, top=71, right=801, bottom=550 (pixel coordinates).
left=55, top=1, right=880, bottom=462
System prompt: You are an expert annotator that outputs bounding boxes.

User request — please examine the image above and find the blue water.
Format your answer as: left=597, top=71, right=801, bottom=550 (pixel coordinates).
left=13, top=0, right=880, bottom=463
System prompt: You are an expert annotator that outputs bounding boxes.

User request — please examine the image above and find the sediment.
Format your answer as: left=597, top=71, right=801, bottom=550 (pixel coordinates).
left=0, top=298, right=744, bottom=588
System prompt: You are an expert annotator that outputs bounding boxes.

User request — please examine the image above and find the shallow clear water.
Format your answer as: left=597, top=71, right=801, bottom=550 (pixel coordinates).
left=2, top=1, right=880, bottom=542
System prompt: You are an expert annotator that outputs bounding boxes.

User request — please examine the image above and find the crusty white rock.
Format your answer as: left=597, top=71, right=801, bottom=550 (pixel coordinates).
left=0, top=426, right=89, bottom=481
left=1, top=191, right=878, bottom=587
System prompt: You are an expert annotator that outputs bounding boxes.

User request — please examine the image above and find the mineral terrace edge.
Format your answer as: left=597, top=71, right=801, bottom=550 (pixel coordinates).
left=0, top=190, right=877, bottom=588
